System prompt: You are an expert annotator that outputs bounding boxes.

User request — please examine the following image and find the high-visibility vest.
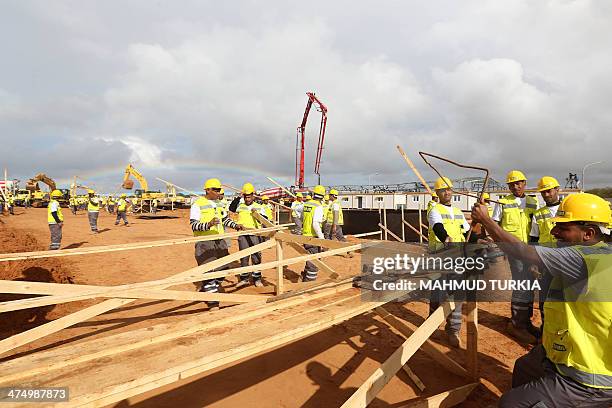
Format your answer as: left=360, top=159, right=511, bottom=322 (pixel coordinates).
left=117, top=199, right=127, bottom=212
left=498, top=194, right=538, bottom=242
left=487, top=205, right=493, bottom=218
left=325, top=201, right=344, bottom=225
left=428, top=204, right=466, bottom=252
left=302, top=200, right=322, bottom=237
left=236, top=202, right=263, bottom=229
left=192, top=197, right=224, bottom=236
left=533, top=205, right=558, bottom=245
left=543, top=242, right=612, bottom=388
left=47, top=200, right=64, bottom=224
left=427, top=200, right=437, bottom=214
left=264, top=204, right=273, bottom=220
left=88, top=197, right=100, bottom=212
left=217, top=199, right=229, bottom=219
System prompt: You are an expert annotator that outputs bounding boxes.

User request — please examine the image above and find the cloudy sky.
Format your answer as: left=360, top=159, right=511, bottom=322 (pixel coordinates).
left=1, top=0, right=611, bottom=193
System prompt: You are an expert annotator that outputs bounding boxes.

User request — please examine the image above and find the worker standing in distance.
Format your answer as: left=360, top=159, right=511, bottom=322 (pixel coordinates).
left=107, top=196, right=115, bottom=214
left=492, top=170, right=539, bottom=343
left=229, top=183, right=267, bottom=288
left=291, top=192, right=304, bottom=234
left=261, top=195, right=274, bottom=222
left=529, top=176, right=561, bottom=327
left=427, top=191, right=439, bottom=215
left=48, top=190, right=64, bottom=250
left=115, top=193, right=130, bottom=226
left=7, top=194, right=14, bottom=215
left=427, top=177, right=472, bottom=348
left=301, top=185, right=326, bottom=282
left=190, top=178, right=244, bottom=310
left=87, top=189, right=100, bottom=233
left=325, top=189, right=347, bottom=241
left=472, top=193, right=612, bottom=407
left=69, top=195, right=77, bottom=215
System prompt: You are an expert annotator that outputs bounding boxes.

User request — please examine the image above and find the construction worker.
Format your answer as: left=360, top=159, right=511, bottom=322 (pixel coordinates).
left=301, top=185, right=326, bottom=282
left=69, top=195, right=77, bottom=215
left=190, top=178, right=244, bottom=309
left=427, top=191, right=439, bottom=214
left=482, top=192, right=493, bottom=217
left=427, top=177, right=472, bottom=348
left=7, top=194, right=14, bottom=215
left=151, top=198, right=158, bottom=214
left=107, top=196, right=115, bottom=214
left=291, top=192, right=305, bottom=234
left=472, top=193, right=612, bottom=407
left=324, top=189, right=346, bottom=241
left=48, top=190, right=64, bottom=250
left=229, top=183, right=267, bottom=288
left=87, top=189, right=100, bottom=233
left=491, top=170, right=539, bottom=343
left=261, top=195, right=274, bottom=221
left=115, top=193, right=130, bottom=226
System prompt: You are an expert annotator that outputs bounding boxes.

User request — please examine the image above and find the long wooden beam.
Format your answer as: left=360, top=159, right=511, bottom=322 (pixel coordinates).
left=274, top=231, right=355, bottom=250
left=396, top=382, right=478, bottom=408
left=341, top=302, right=455, bottom=408
left=378, top=222, right=404, bottom=242
left=0, top=280, right=268, bottom=304
left=0, top=225, right=289, bottom=262
left=0, top=238, right=277, bottom=356
left=403, top=219, right=429, bottom=242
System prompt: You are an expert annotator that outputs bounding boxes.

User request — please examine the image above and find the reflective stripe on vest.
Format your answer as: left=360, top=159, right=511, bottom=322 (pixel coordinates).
left=193, top=197, right=224, bottom=236
left=499, top=194, right=538, bottom=242
left=543, top=242, right=612, bottom=388
left=325, top=201, right=344, bottom=225
left=47, top=200, right=64, bottom=224
left=237, top=202, right=262, bottom=229
left=88, top=198, right=100, bottom=212
left=428, top=205, right=465, bottom=252
left=302, top=200, right=322, bottom=237
left=534, top=206, right=557, bottom=245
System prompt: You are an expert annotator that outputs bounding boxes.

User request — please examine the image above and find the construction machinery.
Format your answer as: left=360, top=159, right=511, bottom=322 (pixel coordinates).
left=13, top=189, right=31, bottom=207
left=25, top=173, right=69, bottom=207
left=295, top=92, right=328, bottom=188
left=122, top=164, right=166, bottom=211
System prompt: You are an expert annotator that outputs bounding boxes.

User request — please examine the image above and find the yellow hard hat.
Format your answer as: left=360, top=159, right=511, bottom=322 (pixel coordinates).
left=261, top=195, right=269, bottom=200
left=204, top=178, right=222, bottom=189
left=482, top=192, right=490, bottom=200
left=506, top=170, right=527, bottom=184
left=431, top=191, right=438, bottom=198
left=296, top=192, right=303, bottom=198
left=312, top=185, right=326, bottom=196
left=242, top=182, right=255, bottom=194
left=434, top=177, right=453, bottom=190
left=87, top=189, right=94, bottom=194
left=329, top=189, right=338, bottom=196
left=324, top=194, right=329, bottom=200
left=537, top=176, right=560, bottom=192
left=305, top=194, right=312, bottom=200
left=121, top=193, right=127, bottom=198
left=50, top=190, right=63, bottom=198
left=550, top=193, right=612, bottom=224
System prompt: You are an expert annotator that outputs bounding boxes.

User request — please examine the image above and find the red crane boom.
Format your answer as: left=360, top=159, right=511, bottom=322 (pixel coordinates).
left=295, top=92, right=328, bottom=188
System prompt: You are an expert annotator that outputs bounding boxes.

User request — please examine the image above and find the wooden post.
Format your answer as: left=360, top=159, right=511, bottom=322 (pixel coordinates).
left=383, top=207, right=388, bottom=241
left=418, top=202, right=423, bottom=244
left=466, top=300, right=479, bottom=380
left=276, top=239, right=284, bottom=295
left=401, top=206, right=405, bottom=242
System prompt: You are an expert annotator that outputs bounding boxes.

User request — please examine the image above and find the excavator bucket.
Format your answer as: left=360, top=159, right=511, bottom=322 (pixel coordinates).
left=122, top=180, right=134, bottom=189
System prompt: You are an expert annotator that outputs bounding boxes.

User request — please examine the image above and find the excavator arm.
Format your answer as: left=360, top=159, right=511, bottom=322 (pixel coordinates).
left=122, top=164, right=148, bottom=191
left=26, top=173, right=57, bottom=192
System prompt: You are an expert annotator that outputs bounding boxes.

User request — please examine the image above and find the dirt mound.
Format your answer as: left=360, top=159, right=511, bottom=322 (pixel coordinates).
left=0, top=218, right=76, bottom=339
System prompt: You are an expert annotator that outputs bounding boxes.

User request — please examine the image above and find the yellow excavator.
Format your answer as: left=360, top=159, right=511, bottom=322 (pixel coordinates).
left=26, top=173, right=69, bottom=207
left=122, top=164, right=166, bottom=211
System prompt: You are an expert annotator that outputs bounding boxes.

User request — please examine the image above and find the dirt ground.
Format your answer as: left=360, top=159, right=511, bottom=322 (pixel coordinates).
left=0, top=207, right=540, bottom=407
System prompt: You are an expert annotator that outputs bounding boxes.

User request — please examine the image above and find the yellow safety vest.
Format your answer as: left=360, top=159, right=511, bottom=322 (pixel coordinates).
left=236, top=202, right=263, bottom=229
left=302, top=200, right=322, bottom=237
left=88, top=198, right=100, bottom=212
left=193, top=197, right=224, bottom=236
left=264, top=204, right=273, bottom=220
left=533, top=206, right=557, bottom=245
left=498, top=194, right=538, bottom=242
left=325, top=200, right=344, bottom=225
left=487, top=205, right=493, bottom=218
left=428, top=204, right=466, bottom=252
left=543, top=242, right=612, bottom=388
left=47, top=200, right=64, bottom=224
left=427, top=200, right=437, bottom=214
left=117, top=199, right=127, bottom=212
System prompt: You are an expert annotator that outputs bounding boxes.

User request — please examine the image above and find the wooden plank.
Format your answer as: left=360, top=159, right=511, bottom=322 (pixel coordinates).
left=352, top=231, right=382, bottom=238
left=383, top=208, right=388, bottom=240
left=402, top=365, right=426, bottom=392
left=396, top=382, right=478, bottom=408
left=0, top=280, right=268, bottom=304
left=418, top=204, right=423, bottom=244
left=0, top=281, right=356, bottom=384
left=374, top=307, right=469, bottom=379
left=465, top=300, right=479, bottom=380
left=0, top=239, right=277, bottom=313
left=378, top=223, right=403, bottom=242
left=0, top=225, right=288, bottom=262
left=276, top=239, right=284, bottom=295
left=274, top=231, right=355, bottom=251
left=403, top=219, right=428, bottom=242
left=0, top=238, right=278, bottom=357
left=401, top=206, right=406, bottom=242
left=396, top=145, right=434, bottom=196
left=340, top=302, right=454, bottom=408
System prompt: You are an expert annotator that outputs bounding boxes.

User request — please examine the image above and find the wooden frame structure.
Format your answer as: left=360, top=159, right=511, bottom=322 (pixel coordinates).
left=0, top=224, right=479, bottom=407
